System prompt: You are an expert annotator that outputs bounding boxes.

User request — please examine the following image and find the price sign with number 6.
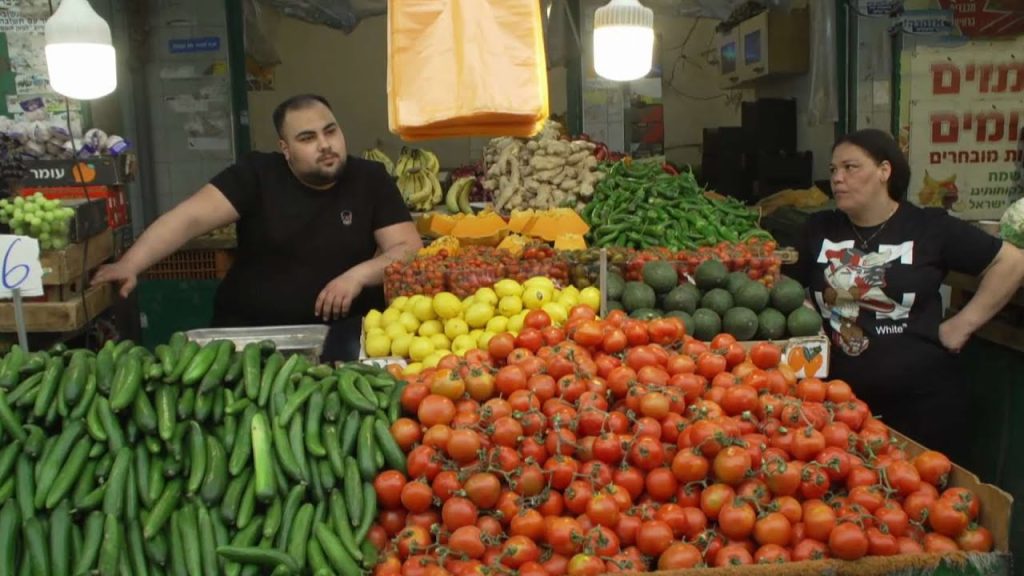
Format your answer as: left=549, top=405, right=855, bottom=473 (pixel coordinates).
left=0, top=235, right=43, bottom=299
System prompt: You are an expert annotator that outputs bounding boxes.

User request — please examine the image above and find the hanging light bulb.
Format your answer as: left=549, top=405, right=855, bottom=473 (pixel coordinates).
left=593, top=0, right=654, bottom=82
left=45, top=0, right=117, bottom=100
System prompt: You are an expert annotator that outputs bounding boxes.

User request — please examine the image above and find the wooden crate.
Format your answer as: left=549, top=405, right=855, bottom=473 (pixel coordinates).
left=39, top=229, right=114, bottom=285
left=0, top=283, right=114, bottom=332
left=946, top=271, right=1024, bottom=353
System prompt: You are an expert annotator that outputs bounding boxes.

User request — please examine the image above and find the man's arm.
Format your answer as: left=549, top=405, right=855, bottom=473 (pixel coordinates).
left=315, top=221, right=422, bottom=320
left=93, top=184, right=240, bottom=296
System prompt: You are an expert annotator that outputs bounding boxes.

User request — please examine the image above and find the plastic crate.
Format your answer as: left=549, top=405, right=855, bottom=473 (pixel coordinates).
left=142, top=249, right=235, bottom=280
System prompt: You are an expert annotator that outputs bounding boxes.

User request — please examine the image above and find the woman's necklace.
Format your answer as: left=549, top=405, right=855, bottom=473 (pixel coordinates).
left=849, top=204, right=899, bottom=250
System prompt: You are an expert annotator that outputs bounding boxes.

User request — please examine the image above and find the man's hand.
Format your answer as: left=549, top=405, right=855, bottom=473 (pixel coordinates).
left=315, top=272, right=365, bottom=321
left=939, top=318, right=972, bottom=353
left=92, top=262, right=139, bottom=298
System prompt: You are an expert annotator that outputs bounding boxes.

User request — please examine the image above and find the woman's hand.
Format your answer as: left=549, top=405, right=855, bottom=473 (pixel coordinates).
left=938, top=318, right=972, bottom=353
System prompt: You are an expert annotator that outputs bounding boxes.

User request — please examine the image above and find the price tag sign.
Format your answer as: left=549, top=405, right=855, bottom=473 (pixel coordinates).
left=0, top=235, right=44, bottom=299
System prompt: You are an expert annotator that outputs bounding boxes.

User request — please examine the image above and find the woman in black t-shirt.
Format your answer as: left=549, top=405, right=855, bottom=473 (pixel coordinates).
left=790, top=129, right=1024, bottom=461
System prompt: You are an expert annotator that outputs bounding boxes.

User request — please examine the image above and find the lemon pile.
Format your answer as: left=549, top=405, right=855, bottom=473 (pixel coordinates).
left=362, top=276, right=601, bottom=369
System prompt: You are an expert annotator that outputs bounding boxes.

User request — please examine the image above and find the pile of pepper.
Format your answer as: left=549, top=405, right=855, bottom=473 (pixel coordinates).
left=582, top=161, right=772, bottom=250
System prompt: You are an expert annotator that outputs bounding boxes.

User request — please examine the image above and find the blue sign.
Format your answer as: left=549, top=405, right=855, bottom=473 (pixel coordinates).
left=169, top=37, right=221, bottom=54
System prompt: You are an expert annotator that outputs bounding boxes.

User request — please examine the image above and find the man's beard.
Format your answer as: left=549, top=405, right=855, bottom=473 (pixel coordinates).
left=295, top=156, right=346, bottom=188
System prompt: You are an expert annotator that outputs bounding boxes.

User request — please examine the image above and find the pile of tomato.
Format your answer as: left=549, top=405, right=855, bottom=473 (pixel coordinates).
left=386, top=246, right=573, bottom=300
left=368, top=308, right=994, bottom=576
left=625, top=239, right=784, bottom=288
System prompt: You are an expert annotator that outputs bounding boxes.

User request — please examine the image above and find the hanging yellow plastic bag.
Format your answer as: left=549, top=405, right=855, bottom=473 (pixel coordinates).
left=388, top=0, right=549, bottom=140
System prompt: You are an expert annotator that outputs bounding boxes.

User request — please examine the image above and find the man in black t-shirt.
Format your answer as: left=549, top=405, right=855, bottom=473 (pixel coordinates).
left=93, top=94, right=422, bottom=360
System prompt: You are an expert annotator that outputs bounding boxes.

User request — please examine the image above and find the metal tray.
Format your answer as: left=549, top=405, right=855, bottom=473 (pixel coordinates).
left=185, top=325, right=329, bottom=359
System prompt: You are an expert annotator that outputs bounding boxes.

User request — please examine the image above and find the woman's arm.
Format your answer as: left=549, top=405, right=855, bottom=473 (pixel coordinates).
left=940, top=242, right=1024, bottom=351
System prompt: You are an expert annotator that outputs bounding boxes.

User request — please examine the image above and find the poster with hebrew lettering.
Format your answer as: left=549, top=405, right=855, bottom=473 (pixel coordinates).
left=906, top=41, right=1024, bottom=220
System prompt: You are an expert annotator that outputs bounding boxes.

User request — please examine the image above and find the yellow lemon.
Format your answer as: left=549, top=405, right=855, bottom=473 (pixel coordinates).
left=464, top=302, right=495, bottom=329
left=398, top=312, right=420, bottom=334
left=444, top=318, right=470, bottom=340
left=423, top=351, right=446, bottom=369
left=470, top=329, right=484, bottom=341
left=412, top=297, right=437, bottom=322
left=452, top=334, right=477, bottom=357
left=432, top=292, right=462, bottom=320
left=380, top=307, right=402, bottom=328
left=364, top=333, right=391, bottom=357
left=408, top=337, right=435, bottom=362
left=522, top=286, right=553, bottom=310
left=524, top=276, right=556, bottom=292
left=461, top=296, right=477, bottom=312
left=390, top=334, right=413, bottom=357
left=494, top=278, right=523, bottom=298
left=498, top=295, right=523, bottom=317
left=402, top=296, right=420, bottom=314
left=384, top=323, right=408, bottom=341
left=390, top=296, right=410, bottom=312
left=486, top=316, right=509, bottom=334
left=363, top=309, right=383, bottom=331
left=474, top=287, right=499, bottom=306
left=507, top=311, right=527, bottom=333
left=365, top=327, right=386, bottom=338
left=478, top=331, right=497, bottom=348
left=542, top=302, right=569, bottom=326
left=418, top=320, right=443, bottom=337
left=580, top=286, right=602, bottom=311
left=429, top=333, right=452, bottom=351
left=403, top=362, right=424, bottom=376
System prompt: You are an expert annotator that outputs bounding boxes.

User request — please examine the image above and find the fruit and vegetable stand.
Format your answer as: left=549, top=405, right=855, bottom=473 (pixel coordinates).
left=0, top=132, right=1017, bottom=575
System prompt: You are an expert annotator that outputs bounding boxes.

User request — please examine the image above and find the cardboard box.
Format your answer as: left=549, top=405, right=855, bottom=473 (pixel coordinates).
left=20, top=185, right=130, bottom=229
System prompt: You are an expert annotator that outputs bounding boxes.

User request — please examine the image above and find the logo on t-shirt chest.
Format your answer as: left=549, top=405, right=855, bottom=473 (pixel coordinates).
left=340, top=210, right=353, bottom=226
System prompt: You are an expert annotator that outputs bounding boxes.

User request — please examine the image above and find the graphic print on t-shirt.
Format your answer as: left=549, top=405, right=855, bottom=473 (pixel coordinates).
left=814, top=239, right=915, bottom=356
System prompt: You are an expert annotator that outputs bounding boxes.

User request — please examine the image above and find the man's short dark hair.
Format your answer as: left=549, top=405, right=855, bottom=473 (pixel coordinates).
left=273, top=94, right=333, bottom=137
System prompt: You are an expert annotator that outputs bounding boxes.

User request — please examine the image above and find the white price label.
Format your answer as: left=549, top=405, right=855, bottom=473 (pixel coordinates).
left=0, top=235, right=44, bottom=298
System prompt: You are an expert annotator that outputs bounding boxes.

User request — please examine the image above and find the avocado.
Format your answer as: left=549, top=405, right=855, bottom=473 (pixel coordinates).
left=770, top=277, right=806, bottom=314
left=700, top=288, right=734, bottom=318
left=787, top=307, right=824, bottom=337
left=726, top=271, right=753, bottom=295
left=723, top=307, right=759, bottom=341
left=662, top=285, right=699, bottom=314
left=665, top=310, right=694, bottom=335
left=622, top=282, right=657, bottom=313
left=606, top=272, right=626, bottom=301
left=735, top=282, right=770, bottom=313
left=692, top=308, right=722, bottom=342
left=629, top=308, right=662, bottom=320
left=757, top=308, right=787, bottom=340
left=694, top=259, right=729, bottom=291
left=642, top=261, right=679, bottom=294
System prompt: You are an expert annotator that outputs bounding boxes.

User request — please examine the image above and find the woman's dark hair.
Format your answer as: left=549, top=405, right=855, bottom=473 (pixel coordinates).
left=833, top=129, right=910, bottom=201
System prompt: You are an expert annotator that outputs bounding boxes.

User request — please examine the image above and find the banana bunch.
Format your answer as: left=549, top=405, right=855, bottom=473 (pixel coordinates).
left=445, top=176, right=475, bottom=214
left=361, top=147, right=394, bottom=176
left=395, top=147, right=439, bottom=178
left=398, top=169, right=442, bottom=212
left=396, top=147, right=442, bottom=211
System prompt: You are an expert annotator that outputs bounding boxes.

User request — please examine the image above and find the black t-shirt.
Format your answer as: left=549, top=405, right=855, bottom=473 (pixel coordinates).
left=790, top=203, right=1001, bottom=396
left=208, top=152, right=411, bottom=326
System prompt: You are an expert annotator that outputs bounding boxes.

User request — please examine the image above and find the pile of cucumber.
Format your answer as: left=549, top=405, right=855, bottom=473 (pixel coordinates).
left=0, top=334, right=407, bottom=576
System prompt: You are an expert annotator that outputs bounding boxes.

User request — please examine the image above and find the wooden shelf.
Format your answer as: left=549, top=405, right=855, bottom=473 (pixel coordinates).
left=0, top=283, right=114, bottom=332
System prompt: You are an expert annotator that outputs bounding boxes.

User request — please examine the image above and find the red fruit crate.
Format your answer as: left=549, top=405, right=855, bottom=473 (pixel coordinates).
left=142, top=249, right=235, bottom=280
left=20, top=185, right=130, bottom=229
